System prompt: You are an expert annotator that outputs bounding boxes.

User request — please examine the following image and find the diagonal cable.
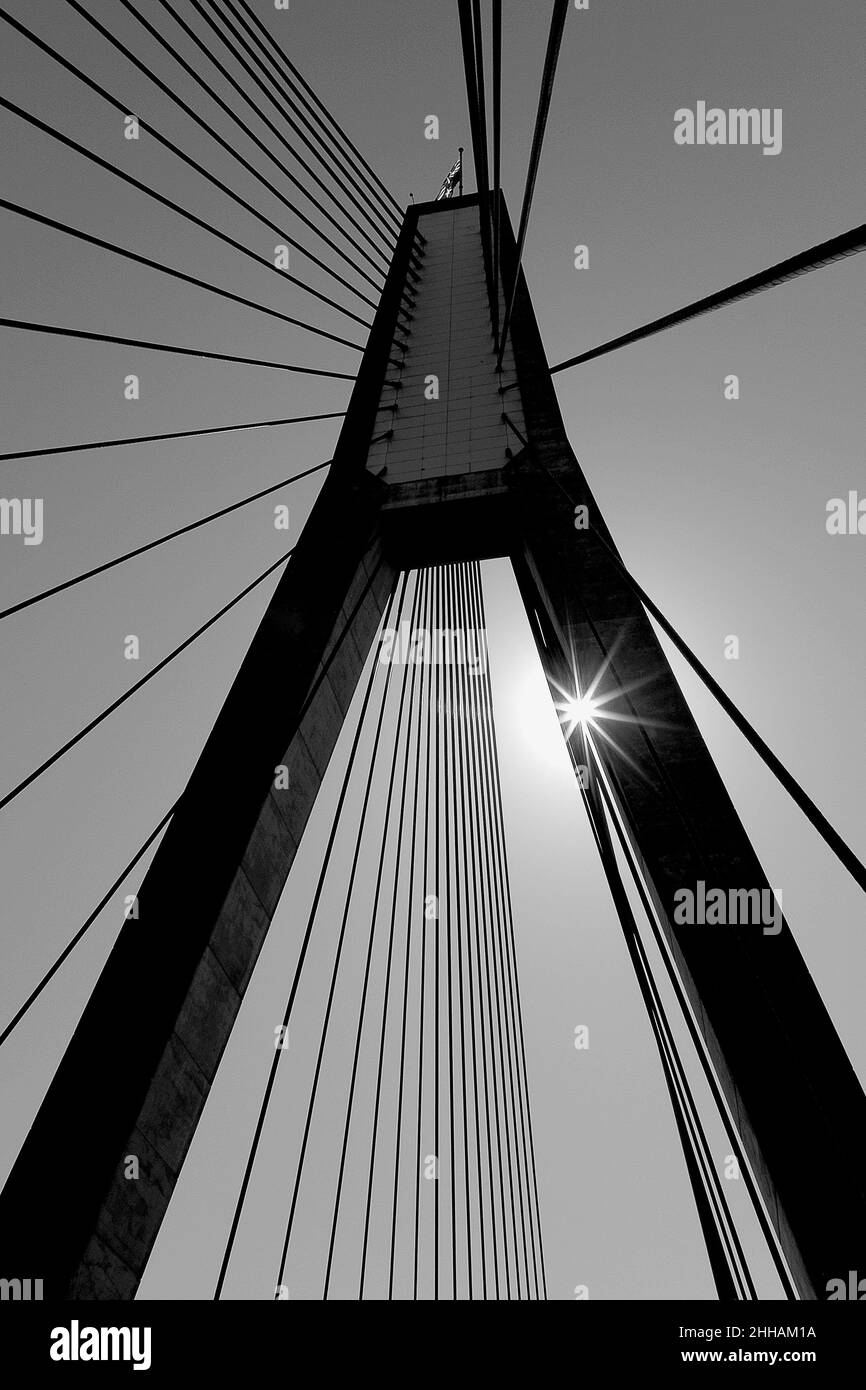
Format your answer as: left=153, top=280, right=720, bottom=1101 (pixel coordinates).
left=0, top=88, right=375, bottom=325
left=32, top=4, right=385, bottom=304
left=0, top=553, right=386, bottom=1052
left=0, top=410, right=346, bottom=466
left=214, top=572, right=404, bottom=1299
left=132, top=0, right=393, bottom=274
left=179, top=0, right=396, bottom=263
left=496, top=0, right=569, bottom=369
left=231, top=0, right=404, bottom=225
left=273, top=572, right=419, bottom=1298
left=0, top=547, right=298, bottom=815
left=0, top=13, right=375, bottom=318
left=0, top=461, right=332, bottom=624
left=0, top=198, right=366, bottom=354
left=527, top=451, right=866, bottom=896
left=550, top=222, right=866, bottom=374
left=0, top=317, right=357, bottom=378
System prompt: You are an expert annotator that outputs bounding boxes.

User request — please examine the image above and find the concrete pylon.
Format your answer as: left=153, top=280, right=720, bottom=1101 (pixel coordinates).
left=1, top=195, right=862, bottom=1299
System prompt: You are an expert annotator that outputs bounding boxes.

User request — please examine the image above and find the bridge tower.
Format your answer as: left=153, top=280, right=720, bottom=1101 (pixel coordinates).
left=1, top=193, right=864, bottom=1300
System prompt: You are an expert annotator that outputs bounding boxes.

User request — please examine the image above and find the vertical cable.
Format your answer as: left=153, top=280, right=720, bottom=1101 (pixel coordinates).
left=433, top=567, right=442, bottom=1299
left=440, top=566, right=459, bottom=1297
left=388, top=569, right=430, bottom=1296
left=574, top=728, right=742, bottom=1301
left=492, top=0, right=503, bottom=350
left=457, top=563, right=505, bottom=1297
left=413, top=569, right=435, bottom=1297
left=322, top=574, right=411, bottom=1297
left=496, top=0, right=570, bottom=369
left=472, top=564, right=548, bottom=1297
left=457, top=0, right=497, bottom=334
left=271, top=570, right=413, bottom=1295
left=359, top=571, right=426, bottom=1296
left=214, top=572, right=402, bottom=1299
left=589, top=741, right=759, bottom=1298
left=445, top=565, right=477, bottom=1297
left=464, top=567, right=522, bottom=1295
left=452, top=564, right=494, bottom=1296
left=468, top=562, right=533, bottom=1295
left=590, top=742, right=797, bottom=1298
left=472, top=0, right=497, bottom=347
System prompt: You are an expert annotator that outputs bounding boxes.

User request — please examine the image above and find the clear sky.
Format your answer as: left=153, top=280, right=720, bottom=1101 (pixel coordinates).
left=0, top=0, right=863, bottom=1300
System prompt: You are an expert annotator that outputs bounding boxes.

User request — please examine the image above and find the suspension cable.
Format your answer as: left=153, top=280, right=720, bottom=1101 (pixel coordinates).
left=588, top=741, right=799, bottom=1298
left=471, top=564, right=533, bottom=1297
left=180, top=0, right=396, bottom=264
left=0, top=198, right=366, bottom=354
left=469, top=563, right=534, bottom=1295
left=444, top=564, right=476, bottom=1296
left=0, top=410, right=346, bottom=466
left=0, top=461, right=331, bottom=625
left=321, top=576, right=411, bottom=1297
left=0, top=546, right=299, bottom=816
left=138, top=0, right=393, bottom=273
left=457, top=1, right=496, bottom=333
left=492, top=0, right=503, bottom=337
left=433, top=566, right=442, bottom=1298
left=496, top=0, right=569, bottom=370
left=472, top=563, right=549, bottom=1296
left=464, top=566, right=524, bottom=1293
left=389, top=569, right=430, bottom=1296
left=527, top=453, right=866, bottom=896
left=575, top=729, right=746, bottom=1299
left=589, top=739, right=756, bottom=1298
left=273, top=572, right=419, bottom=1298
left=0, top=318, right=357, bottom=379
left=590, top=746, right=759, bottom=1298
left=214, top=572, right=403, bottom=1299
left=0, top=13, right=378, bottom=318
left=457, top=563, right=505, bottom=1297
left=451, top=563, right=491, bottom=1296
left=0, top=88, right=376, bottom=325
left=222, top=0, right=400, bottom=247
left=0, top=804, right=177, bottom=1051
left=53, top=3, right=386, bottom=301
left=231, top=0, right=404, bottom=225
left=471, top=0, right=497, bottom=345
left=219, top=0, right=403, bottom=255
left=440, top=566, right=460, bottom=1297
left=359, top=572, right=428, bottom=1297
left=0, top=552, right=385, bottom=1052
left=412, top=568, right=435, bottom=1297
left=550, top=222, right=866, bottom=374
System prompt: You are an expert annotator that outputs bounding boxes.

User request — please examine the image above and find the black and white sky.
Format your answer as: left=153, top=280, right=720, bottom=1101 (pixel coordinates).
left=0, top=0, right=864, bottom=1299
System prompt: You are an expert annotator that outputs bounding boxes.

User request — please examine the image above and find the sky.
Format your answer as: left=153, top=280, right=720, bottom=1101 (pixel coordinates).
left=0, top=0, right=864, bottom=1301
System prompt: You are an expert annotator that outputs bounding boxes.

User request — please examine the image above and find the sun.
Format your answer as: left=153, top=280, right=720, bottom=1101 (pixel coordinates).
left=557, top=693, right=600, bottom=740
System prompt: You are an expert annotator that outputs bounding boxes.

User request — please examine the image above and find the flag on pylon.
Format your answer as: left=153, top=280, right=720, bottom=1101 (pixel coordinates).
left=435, top=150, right=463, bottom=200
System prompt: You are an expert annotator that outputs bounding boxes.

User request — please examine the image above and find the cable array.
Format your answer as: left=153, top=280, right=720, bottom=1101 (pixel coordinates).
left=209, top=566, right=546, bottom=1299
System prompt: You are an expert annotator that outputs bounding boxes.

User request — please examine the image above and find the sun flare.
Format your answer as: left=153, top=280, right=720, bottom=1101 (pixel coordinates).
left=558, top=694, right=600, bottom=739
